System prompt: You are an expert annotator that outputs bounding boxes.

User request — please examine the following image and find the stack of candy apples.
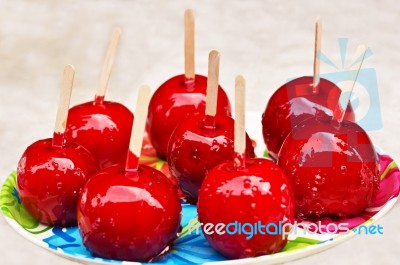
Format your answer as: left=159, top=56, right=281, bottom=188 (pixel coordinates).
left=14, top=11, right=383, bottom=262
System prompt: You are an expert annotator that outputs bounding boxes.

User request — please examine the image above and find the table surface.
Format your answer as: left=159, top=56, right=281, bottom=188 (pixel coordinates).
left=0, top=0, right=399, bottom=264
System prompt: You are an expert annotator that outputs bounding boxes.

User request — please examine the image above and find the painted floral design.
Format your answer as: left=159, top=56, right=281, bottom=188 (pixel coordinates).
left=1, top=145, right=399, bottom=265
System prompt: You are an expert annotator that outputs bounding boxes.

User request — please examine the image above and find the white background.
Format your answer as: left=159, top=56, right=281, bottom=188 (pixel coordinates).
left=0, top=0, right=399, bottom=264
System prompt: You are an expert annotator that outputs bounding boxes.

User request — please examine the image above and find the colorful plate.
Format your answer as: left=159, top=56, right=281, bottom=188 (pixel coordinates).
left=1, top=113, right=399, bottom=265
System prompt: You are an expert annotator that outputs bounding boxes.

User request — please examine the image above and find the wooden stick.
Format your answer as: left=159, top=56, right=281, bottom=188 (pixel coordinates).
left=313, top=16, right=322, bottom=93
left=234, top=75, right=246, bottom=168
left=205, top=50, right=220, bottom=121
left=53, top=65, right=75, bottom=147
left=95, top=27, right=122, bottom=104
left=184, top=9, right=195, bottom=79
left=125, top=85, right=152, bottom=171
left=332, top=45, right=367, bottom=123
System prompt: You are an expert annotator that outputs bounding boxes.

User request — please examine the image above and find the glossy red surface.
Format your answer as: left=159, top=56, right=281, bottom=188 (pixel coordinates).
left=77, top=164, right=182, bottom=262
left=198, top=158, right=295, bottom=259
left=262, top=76, right=355, bottom=159
left=17, top=138, right=98, bottom=227
left=146, top=74, right=232, bottom=159
left=278, top=116, right=379, bottom=220
left=167, top=114, right=255, bottom=203
left=65, top=101, right=134, bottom=169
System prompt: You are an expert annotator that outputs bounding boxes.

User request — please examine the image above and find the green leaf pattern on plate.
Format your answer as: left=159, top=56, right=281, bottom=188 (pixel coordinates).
left=282, top=237, right=321, bottom=252
left=0, top=171, right=51, bottom=233
left=1, top=171, right=38, bottom=229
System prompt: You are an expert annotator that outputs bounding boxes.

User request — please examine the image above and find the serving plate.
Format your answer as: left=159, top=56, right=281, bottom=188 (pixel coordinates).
left=1, top=113, right=399, bottom=265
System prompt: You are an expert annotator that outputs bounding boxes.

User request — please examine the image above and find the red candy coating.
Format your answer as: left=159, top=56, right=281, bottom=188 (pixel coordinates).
left=17, top=139, right=98, bottom=227
left=168, top=114, right=255, bottom=203
left=278, top=116, right=379, bottom=219
left=262, top=76, right=355, bottom=159
left=198, top=158, right=295, bottom=259
left=146, top=74, right=231, bottom=159
left=77, top=164, right=182, bottom=262
left=65, top=101, right=134, bottom=169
